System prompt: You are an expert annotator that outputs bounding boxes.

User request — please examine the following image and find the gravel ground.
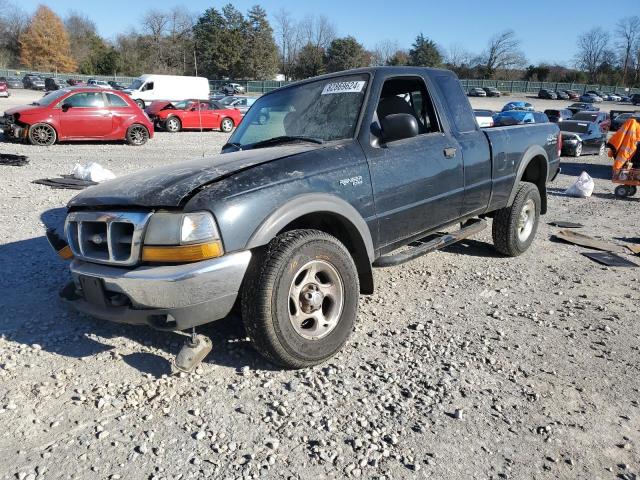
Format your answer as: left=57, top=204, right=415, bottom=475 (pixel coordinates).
left=1, top=89, right=640, bottom=480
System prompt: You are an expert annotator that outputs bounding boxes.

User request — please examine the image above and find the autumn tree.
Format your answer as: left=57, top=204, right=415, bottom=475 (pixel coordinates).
left=20, top=5, right=76, bottom=72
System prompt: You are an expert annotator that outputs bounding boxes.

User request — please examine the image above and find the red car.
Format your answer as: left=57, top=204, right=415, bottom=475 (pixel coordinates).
left=2, top=87, right=153, bottom=146
left=0, top=79, right=8, bottom=98
left=147, top=99, right=242, bottom=133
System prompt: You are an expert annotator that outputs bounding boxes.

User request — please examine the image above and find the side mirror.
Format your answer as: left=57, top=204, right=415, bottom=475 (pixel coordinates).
left=380, top=114, right=419, bottom=143
left=61, top=103, right=72, bottom=111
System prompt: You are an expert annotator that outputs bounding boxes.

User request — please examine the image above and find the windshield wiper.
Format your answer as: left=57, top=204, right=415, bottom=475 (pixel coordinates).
left=248, top=135, right=324, bottom=149
left=222, top=141, right=243, bottom=151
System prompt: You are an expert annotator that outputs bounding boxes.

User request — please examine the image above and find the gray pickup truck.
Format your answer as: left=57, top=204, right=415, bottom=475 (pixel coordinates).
left=55, top=67, right=561, bottom=369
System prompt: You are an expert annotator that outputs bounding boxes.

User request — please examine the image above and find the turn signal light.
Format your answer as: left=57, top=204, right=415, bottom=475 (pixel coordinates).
left=141, top=241, right=223, bottom=263
left=57, top=245, right=73, bottom=260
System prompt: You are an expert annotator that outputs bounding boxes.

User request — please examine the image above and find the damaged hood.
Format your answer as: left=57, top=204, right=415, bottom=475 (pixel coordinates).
left=145, top=101, right=174, bottom=115
left=68, top=144, right=320, bottom=209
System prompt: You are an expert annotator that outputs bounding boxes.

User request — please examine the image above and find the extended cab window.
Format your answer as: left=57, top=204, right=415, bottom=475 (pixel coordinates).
left=105, top=93, right=128, bottom=107
left=62, top=92, right=105, bottom=108
left=376, top=77, right=440, bottom=135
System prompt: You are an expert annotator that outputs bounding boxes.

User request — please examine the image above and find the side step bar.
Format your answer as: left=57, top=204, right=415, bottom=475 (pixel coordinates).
left=373, top=219, right=488, bottom=268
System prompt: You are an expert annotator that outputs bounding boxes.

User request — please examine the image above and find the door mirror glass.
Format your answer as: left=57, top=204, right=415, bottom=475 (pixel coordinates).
left=381, top=113, right=419, bottom=143
left=61, top=103, right=72, bottom=111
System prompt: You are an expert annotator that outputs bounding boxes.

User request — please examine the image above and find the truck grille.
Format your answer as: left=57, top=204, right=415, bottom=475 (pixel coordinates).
left=65, top=211, right=153, bottom=266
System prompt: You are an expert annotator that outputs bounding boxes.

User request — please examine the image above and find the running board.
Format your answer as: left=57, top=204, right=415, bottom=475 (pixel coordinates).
left=373, top=219, right=488, bottom=268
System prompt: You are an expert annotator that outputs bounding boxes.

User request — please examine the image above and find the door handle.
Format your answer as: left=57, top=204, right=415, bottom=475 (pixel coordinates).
left=444, top=147, right=457, bottom=158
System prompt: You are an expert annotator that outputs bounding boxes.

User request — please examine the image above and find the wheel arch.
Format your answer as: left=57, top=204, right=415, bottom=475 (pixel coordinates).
left=507, top=146, right=549, bottom=214
left=246, top=194, right=375, bottom=294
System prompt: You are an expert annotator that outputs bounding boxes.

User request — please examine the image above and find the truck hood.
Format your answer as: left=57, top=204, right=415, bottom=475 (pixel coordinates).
left=68, top=144, right=320, bottom=209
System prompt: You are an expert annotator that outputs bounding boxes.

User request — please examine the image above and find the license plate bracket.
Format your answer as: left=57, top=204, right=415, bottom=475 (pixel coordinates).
left=79, top=275, right=108, bottom=307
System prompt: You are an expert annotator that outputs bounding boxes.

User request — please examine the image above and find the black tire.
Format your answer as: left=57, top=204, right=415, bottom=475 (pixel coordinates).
left=28, top=123, right=56, bottom=146
left=220, top=117, right=234, bottom=133
left=492, top=182, right=541, bottom=257
left=135, top=99, right=145, bottom=109
left=573, top=142, right=583, bottom=157
left=615, top=185, right=631, bottom=198
left=165, top=116, right=181, bottom=133
left=125, top=124, right=149, bottom=146
left=241, top=229, right=359, bottom=369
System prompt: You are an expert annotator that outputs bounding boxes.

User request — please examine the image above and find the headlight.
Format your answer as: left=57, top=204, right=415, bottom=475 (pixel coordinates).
left=142, top=211, right=223, bottom=263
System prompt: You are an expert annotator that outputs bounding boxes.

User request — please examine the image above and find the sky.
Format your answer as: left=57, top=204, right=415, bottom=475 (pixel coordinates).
left=16, top=0, right=640, bottom=66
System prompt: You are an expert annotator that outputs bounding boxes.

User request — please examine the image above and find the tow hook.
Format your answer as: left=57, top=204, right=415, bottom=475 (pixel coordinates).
left=173, top=328, right=212, bottom=373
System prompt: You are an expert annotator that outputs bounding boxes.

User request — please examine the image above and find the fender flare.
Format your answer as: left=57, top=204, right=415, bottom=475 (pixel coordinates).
left=246, top=193, right=375, bottom=263
left=507, top=145, right=549, bottom=208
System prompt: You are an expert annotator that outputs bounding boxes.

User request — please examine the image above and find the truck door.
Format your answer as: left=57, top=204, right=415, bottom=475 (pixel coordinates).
left=362, top=75, right=464, bottom=248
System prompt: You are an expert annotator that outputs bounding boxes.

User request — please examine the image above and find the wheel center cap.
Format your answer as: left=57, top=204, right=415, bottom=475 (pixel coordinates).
left=300, top=284, right=323, bottom=313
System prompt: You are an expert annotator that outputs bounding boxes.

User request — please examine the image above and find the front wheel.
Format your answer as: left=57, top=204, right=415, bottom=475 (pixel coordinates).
left=598, top=142, right=606, bottom=156
left=126, top=124, right=149, bottom=146
left=492, top=182, right=541, bottom=257
left=615, top=185, right=634, bottom=198
left=241, top=230, right=359, bottom=369
left=165, top=116, right=181, bottom=133
left=28, top=123, right=56, bottom=146
left=135, top=99, right=145, bottom=109
left=220, top=117, right=234, bottom=133
left=573, top=142, right=583, bottom=157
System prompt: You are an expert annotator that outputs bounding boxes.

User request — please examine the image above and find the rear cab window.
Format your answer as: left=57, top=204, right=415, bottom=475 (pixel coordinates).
left=432, top=73, right=477, bottom=133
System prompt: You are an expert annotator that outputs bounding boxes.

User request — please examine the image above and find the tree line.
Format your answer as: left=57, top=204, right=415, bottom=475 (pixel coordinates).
left=0, top=1, right=639, bottom=87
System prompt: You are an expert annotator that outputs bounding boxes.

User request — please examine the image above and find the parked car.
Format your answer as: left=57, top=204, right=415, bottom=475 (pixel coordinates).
left=88, top=79, right=111, bottom=89
left=555, top=91, right=570, bottom=100
left=483, top=87, right=501, bottom=97
left=0, top=79, right=9, bottom=98
left=222, top=83, right=245, bottom=95
left=107, top=81, right=126, bottom=90
left=210, top=91, right=226, bottom=101
left=22, top=75, right=45, bottom=90
left=632, top=94, right=640, bottom=106
left=2, top=87, right=153, bottom=146
left=501, top=101, right=534, bottom=112
left=54, top=66, right=560, bottom=369
left=44, top=77, right=64, bottom=91
left=473, top=109, right=494, bottom=128
left=213, top=96, right=257, bottom=116
left=586, top=90, right=606, bottom=99
left=147, top=99, right=242, bottom=133
left=493, top=110, right=548, bottom=126
left=580, top=93, right=602, bottom=103
left=66, top=79, right=86, bottom=86
left=567, top=103, right=599, bottom=115
left=563, top=90, right=580, bottom=100
left=468, top=87, right=486, bottom=97
left=603, top=93, right=621, bottom=102
left=6, top=76, right=23, bottom=89
left=610, top=112, right=637, bottom=131
left=544, top=109, right=573, bottom=123
left=538, top=89, right=557, bottom=100
left=124, top=74, right=210, bottom=109
left=558, top=120, right=606, bottom=157
left=570, top=111, right=611, bottom=133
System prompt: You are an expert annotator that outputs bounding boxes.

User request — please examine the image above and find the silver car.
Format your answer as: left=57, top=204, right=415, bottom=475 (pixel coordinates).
left=216, top=96, right=256, bottom=115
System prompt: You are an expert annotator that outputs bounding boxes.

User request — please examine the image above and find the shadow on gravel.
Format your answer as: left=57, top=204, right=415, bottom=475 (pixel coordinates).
left=560, top=161, right=611, bottom=180
left=0, top=207, right=276, bottom=377
left=443, top=239, right=502, bottom=258
left=592, top=192, right=640, bottom=201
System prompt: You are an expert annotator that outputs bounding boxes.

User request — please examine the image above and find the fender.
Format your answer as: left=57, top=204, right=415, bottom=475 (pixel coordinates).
left=506, top=144, right=549, bottom=210
left=246, top=193, right=375, bottom=263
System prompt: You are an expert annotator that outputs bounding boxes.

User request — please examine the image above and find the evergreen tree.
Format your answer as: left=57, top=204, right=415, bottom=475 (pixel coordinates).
left=408, top=33, right=442, bottom=67
left=244, top=5, right=279, bottom=80
left=19, top=5, right=76, bottom=72
left=294, top=42, right=326, bottom=79
left=326, top=36, right=368, bottom=72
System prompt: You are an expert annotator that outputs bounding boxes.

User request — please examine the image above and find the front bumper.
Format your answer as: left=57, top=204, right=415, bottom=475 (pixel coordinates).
left=3, top=123, right=27, bottom=139
left=63, top=251, right=252, bottom=330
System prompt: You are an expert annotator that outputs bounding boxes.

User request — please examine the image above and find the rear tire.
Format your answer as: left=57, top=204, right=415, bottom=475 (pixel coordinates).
left=615, top=185, right=632, bottom=198
left=573, top=142, right=583, bottom=157
left=241, top=230, right=359, bottom=369
left=28, top=123, right=56, bottom=146
left=220, top=117, right=234, bottom=133
left=126, top=124, right=149, bottom=146
left=165, top=116, right=181, bottom=133
left=492, top=182, right=541, bottom=257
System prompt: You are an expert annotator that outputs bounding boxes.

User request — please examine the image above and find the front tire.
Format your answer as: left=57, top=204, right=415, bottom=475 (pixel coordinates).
left=126, top=124, right=149, bottom=146
left=165, top=116, right=181, bottom=133
left=598, top=142, right=606, bottom=156
left=492, top=182, right=541, bottom=257
left=573, top=142, right=583, bottom=157
left=220, top=117, right=234, bottom=133
left=241, top=230, right=359, bottom=369
left=135, top=99, right=145, bottom=109
left=28, top=123, right=56, bottom=146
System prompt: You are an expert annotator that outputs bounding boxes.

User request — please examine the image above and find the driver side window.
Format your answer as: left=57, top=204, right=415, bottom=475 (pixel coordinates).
left=142, top=82, right=154, bottom=91
left=62, top=92, right=105, bottom=108
left=375, top=77, right=440, bottom=135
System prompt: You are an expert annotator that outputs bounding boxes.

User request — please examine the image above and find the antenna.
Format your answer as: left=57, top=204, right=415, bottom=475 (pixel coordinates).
left=194, top=49, right=205, bottom=157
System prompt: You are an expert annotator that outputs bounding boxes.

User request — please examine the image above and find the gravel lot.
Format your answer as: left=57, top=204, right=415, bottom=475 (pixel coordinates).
left=1, top=88, right=640, bottom=480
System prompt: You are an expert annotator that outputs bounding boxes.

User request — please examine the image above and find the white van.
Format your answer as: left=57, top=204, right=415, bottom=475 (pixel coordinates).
left=125, top=74, right=210, bottom=109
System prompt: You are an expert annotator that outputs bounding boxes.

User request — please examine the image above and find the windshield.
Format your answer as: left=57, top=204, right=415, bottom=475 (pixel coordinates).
left=35, top=89, right=69, bottom=106
left=228, top=74, right=369, bottom=148
left=559, top=121, right=589, bottom=134
left=130, top=79, right=144, bottom=90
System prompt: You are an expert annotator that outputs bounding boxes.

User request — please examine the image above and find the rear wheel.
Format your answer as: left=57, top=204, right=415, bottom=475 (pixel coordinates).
left=28, top=123, right=56, bottom=146
left=241, top=230, right=359, bottom=369
left=492, top=182, right=541, bottom=256
left=220, top=117, right=234, bottom=133
left=165, top=116, right=181, bottom=133
left=573, top=142, right=583, bottom=157
left=598, top=142, right=606, bottom=156
left=615, top=185, right=633, bottom=198
left=126, top=124, right=149, bottom=146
